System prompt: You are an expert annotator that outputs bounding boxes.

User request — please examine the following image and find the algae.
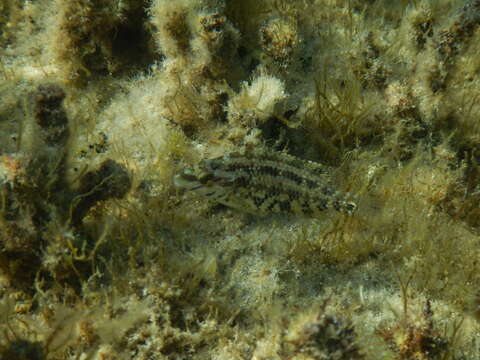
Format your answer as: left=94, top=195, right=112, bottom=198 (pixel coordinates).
left=1, top=0, right=480, bottom=359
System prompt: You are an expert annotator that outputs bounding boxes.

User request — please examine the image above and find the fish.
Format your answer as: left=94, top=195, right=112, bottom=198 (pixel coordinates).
left=174, top=150, right=357, bottom=216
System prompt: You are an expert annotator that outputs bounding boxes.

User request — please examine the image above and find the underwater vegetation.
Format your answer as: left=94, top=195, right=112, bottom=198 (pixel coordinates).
left=1, top=83, right=131, bottom=294
left=2, top=0, right=480, bottom=358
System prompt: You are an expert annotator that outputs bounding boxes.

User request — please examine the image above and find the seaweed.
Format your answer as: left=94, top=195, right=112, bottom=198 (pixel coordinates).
left=0, top=83, right=131, bottom=294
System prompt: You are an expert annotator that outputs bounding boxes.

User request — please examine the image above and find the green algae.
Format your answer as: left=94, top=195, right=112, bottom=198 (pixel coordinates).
left=1, top=0, right=480, bottom=359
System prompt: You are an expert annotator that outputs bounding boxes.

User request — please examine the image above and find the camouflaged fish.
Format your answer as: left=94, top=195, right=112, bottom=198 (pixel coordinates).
left=174, top=150, right=357, bottom=216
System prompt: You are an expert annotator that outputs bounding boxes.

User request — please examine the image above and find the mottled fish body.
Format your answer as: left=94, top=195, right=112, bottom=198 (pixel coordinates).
left=174, top=150, right=356, bottom=216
